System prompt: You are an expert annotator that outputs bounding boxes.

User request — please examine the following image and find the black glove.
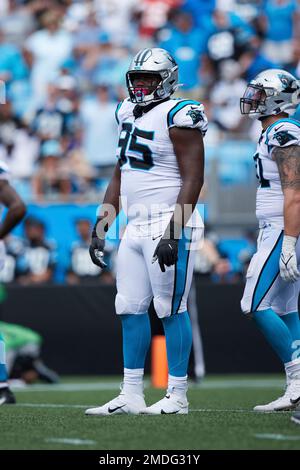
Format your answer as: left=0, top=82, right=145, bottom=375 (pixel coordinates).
left=152, top=238, right=178, bottom=273
left=89, top=218, right=108, bottom=268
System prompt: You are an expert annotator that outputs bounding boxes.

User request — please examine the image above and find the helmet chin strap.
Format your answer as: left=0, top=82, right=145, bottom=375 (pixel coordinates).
left=259, top=110, right=289, bottom=121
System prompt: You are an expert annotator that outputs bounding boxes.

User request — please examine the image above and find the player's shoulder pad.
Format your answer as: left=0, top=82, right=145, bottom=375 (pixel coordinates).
left=115, top=98, right=134, bottom=125
left=266, top=118, right=300, bottom=148
left=167, top=99, right=208, bottom=135
left=0, top=160, right=10, bottom=181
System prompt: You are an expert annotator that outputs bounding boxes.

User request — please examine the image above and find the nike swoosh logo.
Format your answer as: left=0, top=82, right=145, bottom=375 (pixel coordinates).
left=152, top=234, right=162, bottom=241
left=290, top=396, right=300, bottom=405
left=0, top=397, right=6, bottom=406
left=161, top=409, right=180, bottom=414
left=108, top=404, right=126, bottom=414
left=281, top=254, right=293, bottom=267
left=274, top=124, right=284, bottom=132
left=291, top=416, right=300, bottom=424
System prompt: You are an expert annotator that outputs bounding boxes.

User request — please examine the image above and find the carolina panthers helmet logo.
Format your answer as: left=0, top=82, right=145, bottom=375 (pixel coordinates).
left=186, top=108, right=203, bottom=125
left=278, top=73, right=296, bottom=93
left=134, top=49, right=152, bottom=66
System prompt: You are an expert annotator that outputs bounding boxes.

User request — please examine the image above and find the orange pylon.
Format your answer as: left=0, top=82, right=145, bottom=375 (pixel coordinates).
left=151, top=335, right=168, bottom=388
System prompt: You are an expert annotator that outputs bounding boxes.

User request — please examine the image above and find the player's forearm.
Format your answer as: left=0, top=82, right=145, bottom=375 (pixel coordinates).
left=168, top=127, right=204, bottom=238
left=97, top=164, right=121, bottom=235
left=166, top=177, right=203, bottom=238
left=100, top=179, right=121, bottom=218
left=283, top=190, right=300, bottom=237
left=0, top=202, right=26, bottom=239
left=273, top=144, right=300, bottom=237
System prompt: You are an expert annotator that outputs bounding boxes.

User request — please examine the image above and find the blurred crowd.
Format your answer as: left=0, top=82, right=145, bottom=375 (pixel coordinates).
left=0, top=0, right=299, bottom=285
left=0, top=0, right=299, bottom=202
left=0, top=215, right=117, bottom=285
left=0, top=214, right=257, bottom=285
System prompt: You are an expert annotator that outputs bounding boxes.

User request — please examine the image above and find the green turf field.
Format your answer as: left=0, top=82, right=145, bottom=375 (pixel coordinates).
left=1, top=375, right=300, bottom=450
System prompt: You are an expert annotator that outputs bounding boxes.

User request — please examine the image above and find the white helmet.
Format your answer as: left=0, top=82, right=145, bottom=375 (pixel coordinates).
left=240, top=68, right=300, bottom=119
left=126, top=48, right=178, bottom=106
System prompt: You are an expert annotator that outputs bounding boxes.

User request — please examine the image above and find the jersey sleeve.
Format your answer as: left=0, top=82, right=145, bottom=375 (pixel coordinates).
left=267, top=121, right=300, bottom=149
left=167, top=101, right=208, bottom=135
left=115, top=100, right=123, bottom=126
left=0, top=161, right=10, bottom=182
left=115, top=98, right=133, bottom=128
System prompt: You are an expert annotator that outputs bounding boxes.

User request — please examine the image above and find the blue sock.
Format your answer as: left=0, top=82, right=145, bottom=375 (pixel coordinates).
left=253, top=309, right=294, bottom=363
left=161, top=311, right=192, bottom=377
left=281, top=312, right=300, bottom=361
left=281, top=312, right=300, bottom=342
left=0, top=332, right=7, bottom=383
left=121, top=313, right=151, bottom=369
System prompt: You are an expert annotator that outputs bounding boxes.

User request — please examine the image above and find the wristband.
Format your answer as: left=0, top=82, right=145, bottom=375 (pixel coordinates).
left=282, top=235, right=297, bottom=252
left=93, top=217, right=109, bottom=240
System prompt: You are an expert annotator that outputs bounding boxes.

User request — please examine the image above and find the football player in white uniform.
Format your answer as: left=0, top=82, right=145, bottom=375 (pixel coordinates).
left=240, top=69, right=300, bottom=412
left=86, top=48, right=207, bottom=416
left=0, top=161, right=26, bottom=405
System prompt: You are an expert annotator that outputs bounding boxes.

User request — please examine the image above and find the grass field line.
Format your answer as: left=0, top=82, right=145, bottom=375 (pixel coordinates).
left=15, top=403, right=290, bottom=414
left=12, top=382, right=122, bottom=392
left=11, top=378, right=285, bottom=393
left=16, top=403, right=89, bottom=408
left=255, top=433, right=300, bottom=441
left=45, top=438, right=96, bottom=446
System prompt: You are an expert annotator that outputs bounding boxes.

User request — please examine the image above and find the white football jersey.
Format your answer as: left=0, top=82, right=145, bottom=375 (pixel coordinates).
left=254, top=118, right=300, bottom=225
left=115, top=98, right=208, bottom=227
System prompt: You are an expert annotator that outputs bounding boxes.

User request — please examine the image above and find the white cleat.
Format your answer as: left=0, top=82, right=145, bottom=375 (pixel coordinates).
left=85, top=391, right=146, bottom=416
left=253, top=379, right=300, bottom=412
left=288, top=379, right=300, bottom=406
left=140, top=393, right=188, bottom=415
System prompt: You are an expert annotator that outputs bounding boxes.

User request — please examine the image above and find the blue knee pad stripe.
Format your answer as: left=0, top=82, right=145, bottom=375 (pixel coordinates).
left=251, top=231, right=283, bottom=312
left=171, top=227, right=193, bottom=316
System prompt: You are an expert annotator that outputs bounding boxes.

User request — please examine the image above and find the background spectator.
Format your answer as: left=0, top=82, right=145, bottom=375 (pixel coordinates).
left=32, top=140, right=72, bottom=201
left=157, top=9, right=207, bottom=97
left=25, top=10, right=73, bottom=107
left=67, top=218, right=115, bottom=285
left=80, top=84, right=118, bottom=176
left=14, top=216, right=57, bottom=286
left=260, top=0, right=298, bottom=67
